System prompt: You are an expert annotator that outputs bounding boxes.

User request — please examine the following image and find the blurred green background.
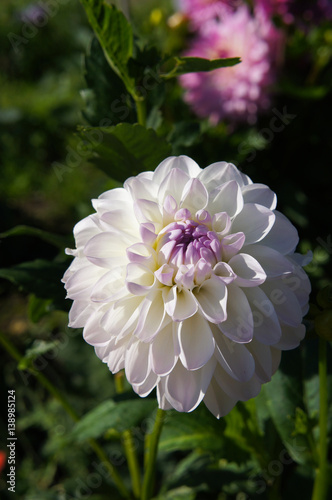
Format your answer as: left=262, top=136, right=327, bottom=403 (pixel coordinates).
left=0, top=1, right=331, bottom=499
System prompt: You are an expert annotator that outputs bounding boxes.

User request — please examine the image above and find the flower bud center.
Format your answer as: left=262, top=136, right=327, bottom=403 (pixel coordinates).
left=158, top=219, right=222, bottom=267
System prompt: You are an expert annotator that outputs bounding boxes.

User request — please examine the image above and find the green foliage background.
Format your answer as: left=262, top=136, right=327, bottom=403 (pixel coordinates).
left=0, top=1, right=331, bottom=499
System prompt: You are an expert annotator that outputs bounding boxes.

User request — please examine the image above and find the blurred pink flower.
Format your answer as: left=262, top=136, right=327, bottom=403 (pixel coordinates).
left=176, top=0, right=239, bottom=29
left=180, top=5, right=284, bottom=124
left=255, top=0, right=292, bottom=23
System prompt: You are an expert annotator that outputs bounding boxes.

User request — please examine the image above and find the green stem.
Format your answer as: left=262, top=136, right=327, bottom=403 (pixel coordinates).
left=115, top=372, right=142, bottom=499
left=135, top=98, right=146, bottom=127
left=141, top=408, right=166, bottom=500
left=0, top=332, right=130, bottom=500
left=312, top=338, right=329, bottom=500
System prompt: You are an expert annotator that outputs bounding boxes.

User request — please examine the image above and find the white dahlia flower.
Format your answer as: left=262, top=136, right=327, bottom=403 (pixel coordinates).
left=63, top=156, right=311, bottom=417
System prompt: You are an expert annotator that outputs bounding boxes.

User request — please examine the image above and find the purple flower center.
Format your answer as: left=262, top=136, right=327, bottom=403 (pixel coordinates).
left=158, top=219, right=222, bottom=267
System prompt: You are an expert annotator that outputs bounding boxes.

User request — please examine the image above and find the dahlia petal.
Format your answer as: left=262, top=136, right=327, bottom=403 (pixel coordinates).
left=177, top=313, right=215, bottom=370
left=288, top=251, right=312, bottom=268
left=221, top=232, right=246, bottom=261
left=100, top=296, right=142, bottom=338
left=65, top=265, right=105, bottom=300
left=181, top=178, right=208, bottom=212
left=261, top=211, right=299, bottom=254
left=98, top=186, right=132, bottom=203
left=140, top=222, right=157, bottom=246
left=213, top=262, right=236, bottom=284
left=124, top=173, right=157, bottom=202
left=163, top=194, right=178, bottom=215
left=241, top=183, right=277, bottom=210
left=126, top=243, right=156, bottom=267
left=103, top=335, right=131, bottom=373
left=164, top=286, right=198, bottom=321
left=165, top=357, right=216, bottom=412
left=231, top=203, right=275, bottom=245
left=203, top=378, right=237, bottom=419
left=282, top=263, right=311, bottom=302
left=242, top=244, right=294, bottom=278
left=242, top=287, right=281, bottom=345
left=132, top=370, right=159, bottom=397
left=158, top=167, right=191, bottom=206
left=195, top=209, right=212, bottom=224
left=73, top=214, right=100, bottom=252
left=134, top=291, right=168, bottom=341
left=229, top=253, right=266, bottom=287
left=101, top=210, right=139, bottom=236
left=155, top=264, right=175, bottom=286
left=218, top=284, right=254, bottom=343
left=213, top=363, right=261, bottom=401
left=153, top=155, right=201, bottom=185
left=84, top=232, right=133, bottom=268
left=83, top=311, right=111, bottom=346
left=198, top=162, right=246, bottom=190
left=261, top=280, right=303, bottom=327
left=212, top=212, right=232, bottom=235
left=134, top=199, right=162, bottom=229
left=92, top=188, right=136, bottom=217
left=270, top=347, right=282, bottom=374
left=162, top=195, right=178, bottom=225
left=150, top=323, right=178, bottom=376
left=126, top=262, right=156, bottom=295
left=194, top=258, right=212, bottom=285
left=246, top=340, right=272, bottom=383
left=125, top=338, right=151, bottom=385
left=90, top=268, right=128, bottom=302
left=68, top=300, right=94, bottom=328
left=156, top=382, right=173, bottom=410
left=175, top=265, right=195, bottom=289
left=273, top=323, right=306, bottom=350
left=194, top=276, right=228, bottom=323
left=213, top=328, right=255, bottom=382
left=207, top=180, right=244, bottom=219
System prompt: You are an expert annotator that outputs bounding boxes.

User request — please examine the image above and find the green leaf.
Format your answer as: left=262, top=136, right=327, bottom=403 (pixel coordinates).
left=79, top=0, right=137, bottom=97
left=0, top=259, right=69, bottom=311
left=167, top=121, right=201, bottom=154
left=159, top=405, right=225, bottom=453
left=223, top=400, right=268, bottom=465
left=0, top=225, right=72, bottom=249
left=83, top=36, right=136, bottom=127
left=18, top=340, right=61, bottom=370
left=71, top=397, right=157, bottom=442
left=163, top=451, right=258, bottom=498
left=28, top=294, right=53, bottom=323
left=160, top=56, right=241, bottom=79
left=78, top=123, right=172, bottom=182
left=157, top=486, right=197, bottom=500
left=262, top=348, right=316, bottom=466
left=164, top=452, right=213, bottom=488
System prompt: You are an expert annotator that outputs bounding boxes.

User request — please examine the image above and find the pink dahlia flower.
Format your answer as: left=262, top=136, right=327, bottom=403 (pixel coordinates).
left=179, top=5, right=284, bottom=124
left=176, top=0, right=239, bottom=29
left=63, top=156, right=310, bottom=417
left=254, top=0, right=292, bottom=23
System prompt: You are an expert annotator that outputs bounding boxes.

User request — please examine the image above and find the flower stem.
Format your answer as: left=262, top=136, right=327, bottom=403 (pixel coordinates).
left=0, top=332, right=131, bottom=500
left=115, top=372, right=142, bottom=499
left=141, top=408, right=166, bottom=500
left=311, top=338, right=329, bottom=500
left=135, top=98, right=146, bottom=127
